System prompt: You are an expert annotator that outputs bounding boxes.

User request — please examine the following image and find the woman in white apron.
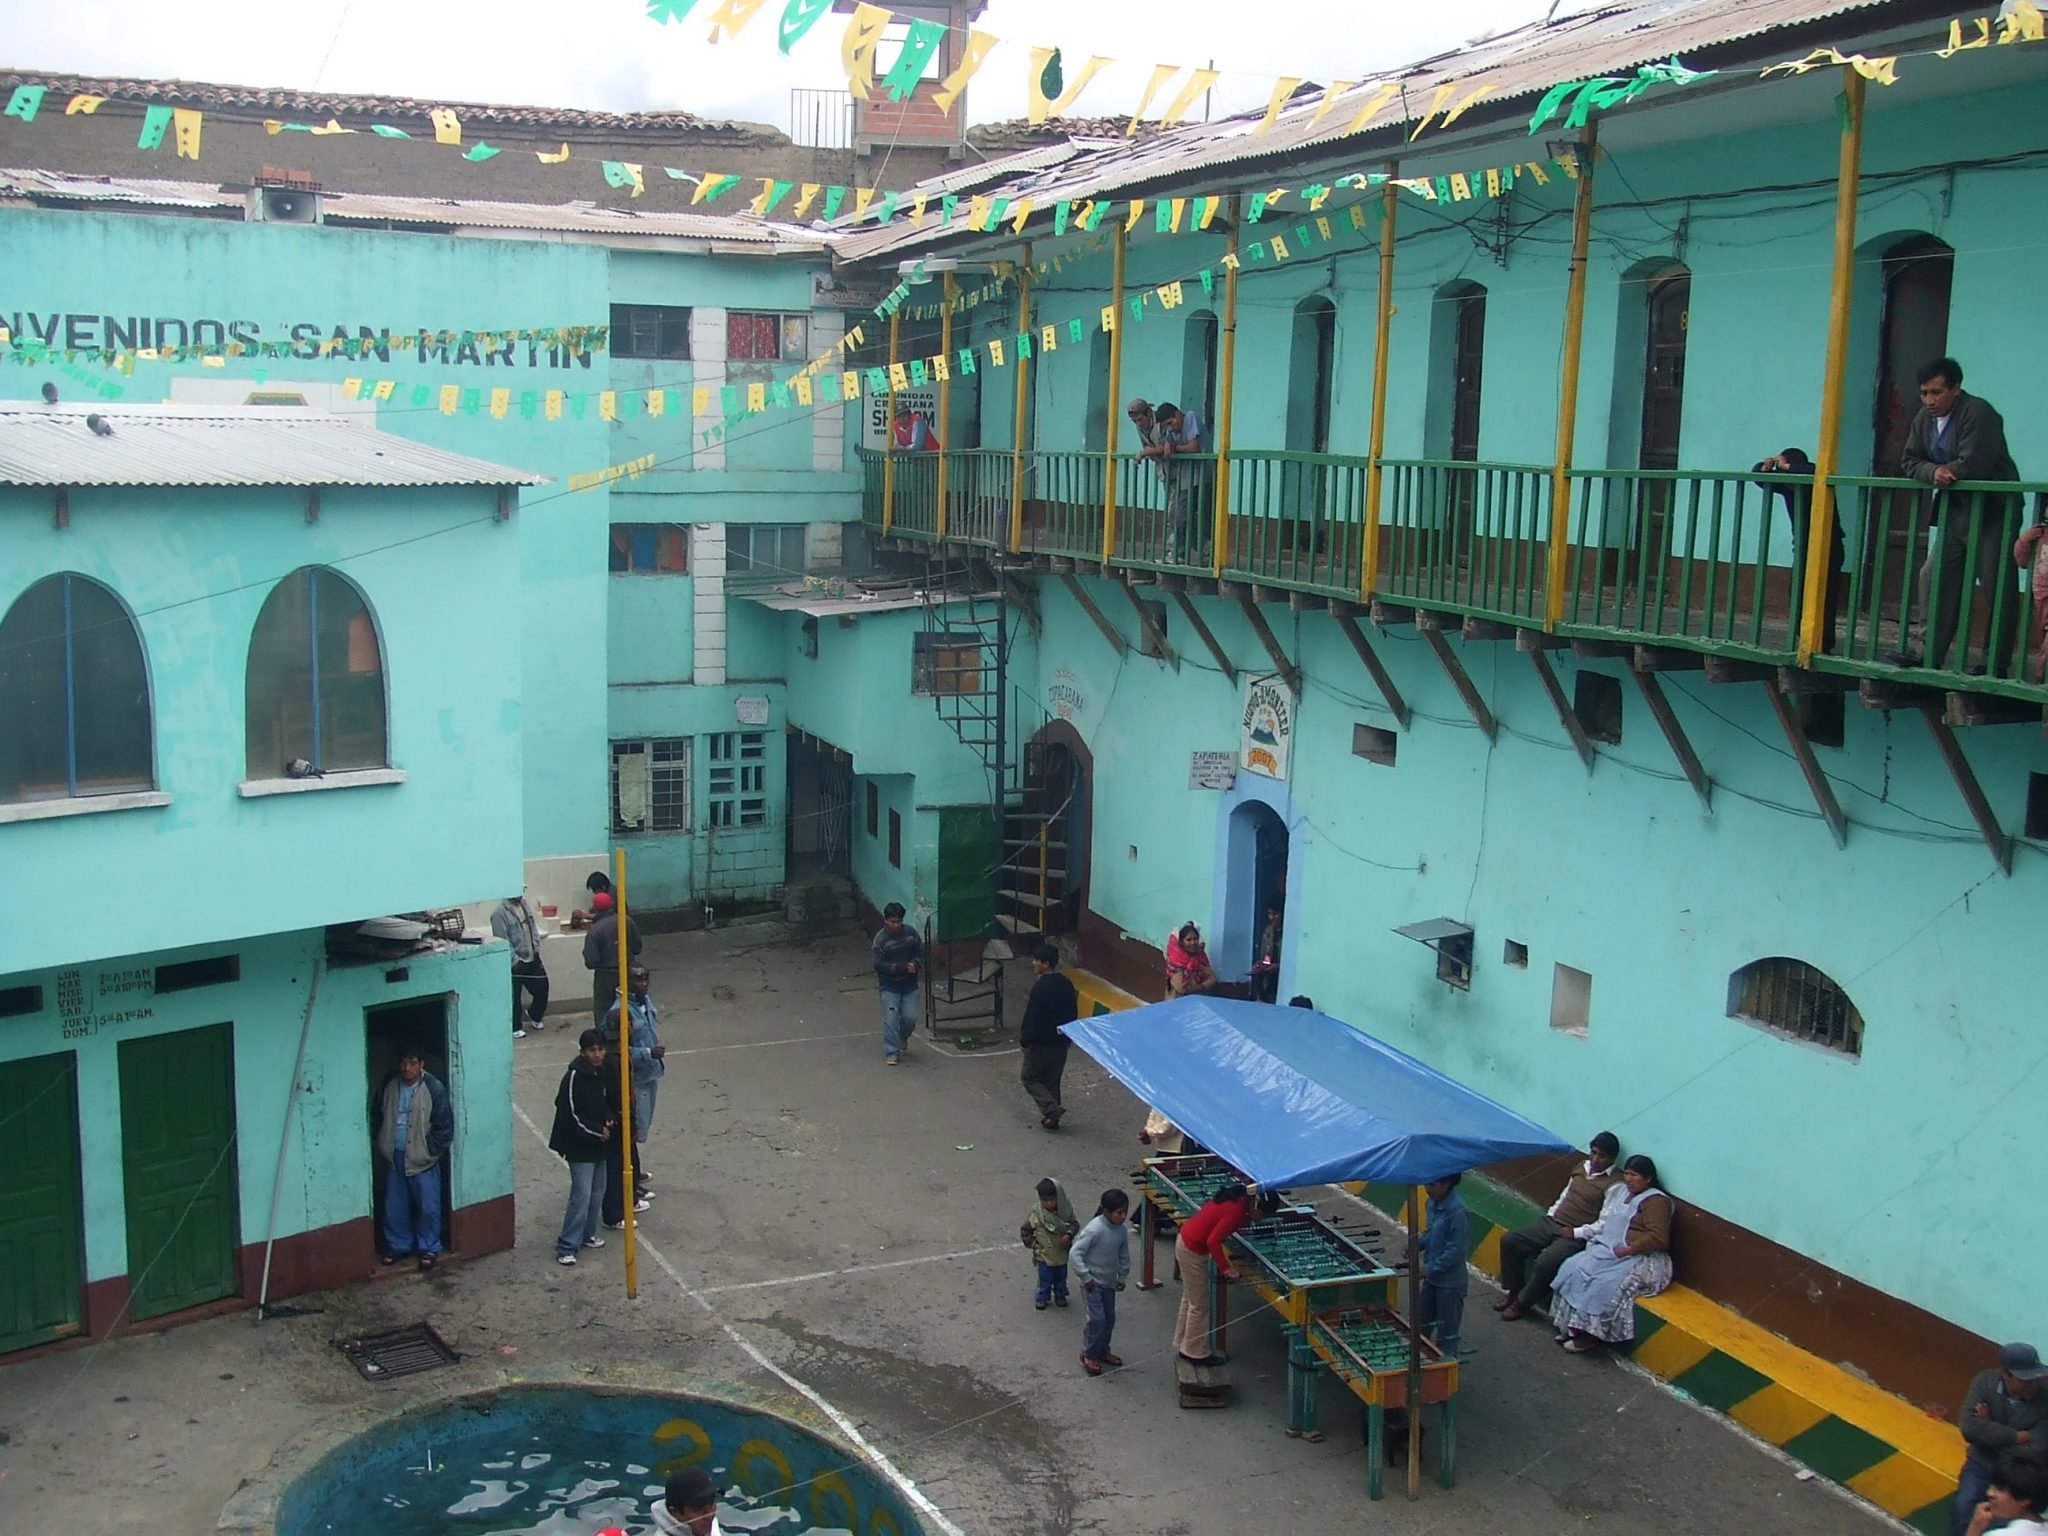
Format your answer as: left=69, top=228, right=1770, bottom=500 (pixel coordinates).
left=1550, top=1154, right=1674, bottom=1354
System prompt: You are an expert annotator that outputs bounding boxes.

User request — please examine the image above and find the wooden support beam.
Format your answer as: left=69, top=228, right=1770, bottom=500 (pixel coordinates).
left=1630, top=669, right=1713, bottom=812
left=1515, top=626, right=1569, bottom=653
left=1777, top=665, right=1855, bottom=694
left=1327, top=597, right=1364, bottom=618
left=999, top=573, right=1042, bottom=637
left=1463, top=617, right=1515, bottom=643
left=1173, top=591, right=1237, bottom=685
left=1857, top=677, right=1946, bottom=712
left=1059, top=573, right=1127, bottom=658
left=1632, top=644, right=1704, bottom=672
left=1569, top=637, right=1629, bottom=659
left=1149, top=572, right=1188, bottom=593
left=1251, top=582, right=1286, bottom=606
left=1764, top=680, right=1847, bottom=848
left=1288, top=589, right=1329, bottom=613
left=1237, top=598, right=1298, bottom=688
left=1334, top=611, right=1411, bottom=730
left=1529, top=651, right=1595, bottom=770
left=1423, top=629, right=1497, bottom=740
left=1414, top=607, right=1456, bottom=633
left=1942, top=691, right=2042, bottom=730
left=1182, top=576, right=1221, bottom=596
left=1118, top=581, right=1179, bottom=671
left=1369, top=600, right=1417, bottom=627
left=1705, top=656, right=1774, bottom=685
left=1218, top=578, right=1256, bottom=601
left=1921, top=709, right=2012, bottom=872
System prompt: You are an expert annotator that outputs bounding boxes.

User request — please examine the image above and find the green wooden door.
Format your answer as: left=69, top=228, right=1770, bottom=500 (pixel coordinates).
left=119, top=1024, right=239, bottom=1320
left=0, top=1052, right=85, bottom=1351
left=934, top=804, right=997, bottom=941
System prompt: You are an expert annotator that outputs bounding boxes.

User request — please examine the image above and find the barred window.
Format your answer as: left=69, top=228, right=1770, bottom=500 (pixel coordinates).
left=912, top=631, right=980, bottom=696
left=611, top=304, right=691, bottom=360
left=706, top=731, right=768, bottom=828
left=611, top=737, right=690, bottom=834
left=1727, top=958, right=1862, bottom=1057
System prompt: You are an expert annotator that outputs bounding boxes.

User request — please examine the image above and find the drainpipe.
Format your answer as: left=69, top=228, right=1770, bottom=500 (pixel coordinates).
left=1362, top=169, right=1398, bottom=601
left=1801, top=67, right=1866, bottom=665
left=937, top=269, right=955, bottom=540
left=257, top=961, right=322, bottom=1319
left=1211, top=196, right=1242, bottom=578
left=1010, top=242, right=1033, bottom=555
left=1545, top=122, right=1599, bottom=631
left=1101, top=220, right=1127, bottom=567
left=882, top=308, right=901, bottom=536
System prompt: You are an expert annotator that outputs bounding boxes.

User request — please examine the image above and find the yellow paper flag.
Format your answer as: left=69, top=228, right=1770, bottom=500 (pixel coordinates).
left=933, top=29, right=999, bottom=114
left=172, top=108, right=203, bottom=160
left=538, top=142, right=571, bottom=164
left=840, top=371, right=861, bottom=401
left=841, top=3, right=891, bottom=100
left=705, top=0, right=771, bottom=42
left=372, top=379, right=397, bottom=401
left=489, top=388, right=510, bottom=419
left=1128, top=63, right=1180, bottom=134
left=1309, top=80, right=1356, bottom=131
left=1124, top=199, right=1146, bottom=231
left=794, top=375, right=814, bottom=406
left=66, top=94, right=106, bottom=115
left=1258, top=76, right=1304, bottom=133
left=746, top=382, right=766, bottom=412
left=431, top=107, right=461, bottom=145
left=1999, top=1, right=2043, bottom=42
left=793, top=182, right=823, bottom=218
left=343, top=378, right=364, bottom=400
left=598, top=391, right=618, bottom=421
left=1346, top=81, right=1400, bottom=133
left=1027, top=47, right=1114, bottom=123
left=693, top=386, right=712, bottom=417
left=546, top=390, right=564, bottom=420
left=1409, top=82, right=1457, bottom=139
left=1159, top=68, right=1220, bottom=130
left=646, top=389, right=666, bottom=416
left=1441, top=83, right=1494, bottom=128
left=853, top=186, right=877, bottom=219
left=439, top=385, right=461, bottom=415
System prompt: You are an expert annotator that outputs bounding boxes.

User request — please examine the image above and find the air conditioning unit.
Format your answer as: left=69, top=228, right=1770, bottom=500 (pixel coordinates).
left=248, top=186, right=323, bottom=225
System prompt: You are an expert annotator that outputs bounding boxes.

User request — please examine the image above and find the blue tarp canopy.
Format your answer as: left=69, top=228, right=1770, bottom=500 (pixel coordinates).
left=1062, top=996, right=1572, bottom=1189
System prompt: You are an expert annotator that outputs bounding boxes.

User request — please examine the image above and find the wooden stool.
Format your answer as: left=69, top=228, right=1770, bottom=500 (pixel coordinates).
left=1176, top=1355, right=1232, bottom=1409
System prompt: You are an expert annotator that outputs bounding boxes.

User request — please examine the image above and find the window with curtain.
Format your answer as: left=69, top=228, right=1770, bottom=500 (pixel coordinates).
left=244, top=566, right=387, bottom=780
left=0, top=573, right=154, bottom=804
left=609, top=523, right=689, bottom=574
left=727, top=312, right=811, bottom=384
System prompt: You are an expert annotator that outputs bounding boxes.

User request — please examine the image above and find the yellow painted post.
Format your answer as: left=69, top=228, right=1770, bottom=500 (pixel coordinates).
left=1802, top=68, right=1866, bottom=665
left=937, top=271, right=955, bottom=540
left=1101, top=221, right=1127, bottom=566
left=1545, top=123, right=1598, bottom=630
left=613, top=847, right=638, bottom=1300
left=881, top=308, right=900, bottom=535
left=1211, top=197, right=1241, bottom=577
left=1010, top=245, right=1034, bottom=554
left=1361, top=172, right=1398, bottom=600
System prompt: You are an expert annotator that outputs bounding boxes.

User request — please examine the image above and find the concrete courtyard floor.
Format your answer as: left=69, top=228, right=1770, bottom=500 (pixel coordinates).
left=0, top=922, right=1897, bottom=1535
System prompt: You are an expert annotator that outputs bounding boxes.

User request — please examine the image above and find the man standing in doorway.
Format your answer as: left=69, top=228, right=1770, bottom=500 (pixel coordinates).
left=871, top=902, right=923, bottom=1065
left=1892, top=357, right=2024, bottom=674
left=582, top=889, right=643, bottom=1027
left=492, top=891, right=548, bottom=1039
left=372, top=1048, right=454, bottom=1270
left=1495, top=1131, right=1621, bottom=1322
left=1018, top=942, right=1078, bottom=1130
left=602, top=964, right=665, bottom=1228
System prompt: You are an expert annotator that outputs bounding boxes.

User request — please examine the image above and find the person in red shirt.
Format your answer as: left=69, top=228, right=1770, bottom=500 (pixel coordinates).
left=1173, top=1182, right=1253, bottom=1366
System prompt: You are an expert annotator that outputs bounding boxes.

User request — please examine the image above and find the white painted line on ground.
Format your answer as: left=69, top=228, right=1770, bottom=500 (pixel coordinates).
left=694, top=1244, right=1013, bottom=1296
left=663, top=1030, right=872, bottom=1056
left=512, top=1102, right=969, bottom=1536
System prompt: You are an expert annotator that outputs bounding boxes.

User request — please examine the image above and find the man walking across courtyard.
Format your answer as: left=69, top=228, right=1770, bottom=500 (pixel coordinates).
left=582, top=889, right=643, bottom=1027
left=492, top=890, right=548, bottom=1038
left=871, top=902, right=923, bottom=1065
left=1018, top=942, right=1078, bottom=1129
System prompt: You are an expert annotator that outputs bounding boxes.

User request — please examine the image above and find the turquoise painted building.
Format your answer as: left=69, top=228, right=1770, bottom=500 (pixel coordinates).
left=0, top=401, right=531, bottom=1348
left=813, top=0, right=2048, bottom=1425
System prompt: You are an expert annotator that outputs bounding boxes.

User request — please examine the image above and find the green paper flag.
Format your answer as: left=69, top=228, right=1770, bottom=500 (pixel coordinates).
left=882, top=18, right=946, bottom=101
left=907, top=359, right=929, bottom=386
left=461, top=387, right=482, bottom=415
left=603, top=160, right=637, bottom=188
left=571, top=394, right=588, bottom=419
left=1040, top=48, right=1064, bottom=101
left=1155, top=201, right=1174, bottom=233
left=411, top=384, right=431, bottom=406
left=465, top=142, right=501, bottom=161
left=519, top=390, right=539, bottom=419
left=864, top=367, right=887, bottom=394
left=370, top=124, right=412, bottom=138
left=957, top=347, right=977, bottom=376
left=769, top=382, right=791, bottom=410
left=646, top=0, right=700, bottom=21
left=720, top=385, right=740, bottom=416
left=986, top=197, right=1009, bottom=232
left=760, top=179, right=795, bottom=216
left=1066, top=316, right=1084, bottom=345
left=137, top=104, right=173, bottom=149
left=1246, top=191, right=1270, bottom=222
left=940, top=193, right=959, bottom=226
left=5, top=85, right=47, bottom=122
left=822, top=185, right=846, bottom=221
left=1054, top=201, right=1072, bottom=236
left=779, top=0, right=832, bottom=52
left=877, top=191, right=899, bottom=223
left=1198, top=268, right=1215, bottom=295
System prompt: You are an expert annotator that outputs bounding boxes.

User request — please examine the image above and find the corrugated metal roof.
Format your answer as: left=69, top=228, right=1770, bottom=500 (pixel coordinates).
left=0, top=403, right=546, bottom=489
left=834, top=0, right=1910, bottom=265
left=0, top=168, right=830, bottom=250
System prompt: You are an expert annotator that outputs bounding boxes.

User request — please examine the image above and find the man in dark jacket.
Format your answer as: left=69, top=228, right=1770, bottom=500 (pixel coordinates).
left=1755, top=448, right=1848, bottom=654
left=1952, top=1342, right=2048, bottom=1536
left=582, top=890, right=644, bottom=1027
left=1894, top=357, right=2024, bottom=674
left=871, top=902, right=923, bottom=1065
left=1018, top=943, right=1079, bottom=1129
left=549, top=1029, right=616, bottom=1266
left=373, top=1050, right=454, bottom=1268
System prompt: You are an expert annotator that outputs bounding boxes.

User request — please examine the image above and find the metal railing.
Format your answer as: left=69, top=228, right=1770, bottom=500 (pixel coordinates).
left=789, top=88, right=855, bottom=150
left=1379, top=459, right=1551, bottom=625
left=1223, top=449, right=1369, bottom=593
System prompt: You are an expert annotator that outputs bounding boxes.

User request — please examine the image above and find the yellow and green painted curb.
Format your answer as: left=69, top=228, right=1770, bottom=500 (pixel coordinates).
left=1069, top=967, right=1963, bottom=1533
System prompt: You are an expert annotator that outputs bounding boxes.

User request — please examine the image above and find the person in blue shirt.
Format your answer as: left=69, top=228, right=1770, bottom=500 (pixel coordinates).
left=1068, top=1188, right=1132, bottom=1376
left=1417, top=1172, right=1471, bottom=1355
left=373, top=1049, right=454, bottom=1270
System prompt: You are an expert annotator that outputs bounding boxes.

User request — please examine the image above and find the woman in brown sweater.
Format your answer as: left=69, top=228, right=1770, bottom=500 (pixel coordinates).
left=1549, top=1155, right=1675, bottom=1354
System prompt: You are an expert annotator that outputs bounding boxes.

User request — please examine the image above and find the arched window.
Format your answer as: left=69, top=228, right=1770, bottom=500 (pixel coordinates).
left=245, top=567, right=387, bottom=780
left=0, top=573, right=155, bottom=804
left=1727, top=958, right=1862, bottom=1058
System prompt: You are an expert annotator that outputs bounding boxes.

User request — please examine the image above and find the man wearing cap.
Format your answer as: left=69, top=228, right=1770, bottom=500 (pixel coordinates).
left=581, top=889, right=644, bottom=1027
left=1953, top=1342, right=2048, bottom=1536
left=1494, top=1131, right=1622, bottom=1323
left=652, top=1465, right=723, bottom=1535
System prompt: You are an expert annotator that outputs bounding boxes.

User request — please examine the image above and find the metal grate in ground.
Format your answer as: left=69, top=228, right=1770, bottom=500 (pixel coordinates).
left=336, top=1322, right=459, bottom=1382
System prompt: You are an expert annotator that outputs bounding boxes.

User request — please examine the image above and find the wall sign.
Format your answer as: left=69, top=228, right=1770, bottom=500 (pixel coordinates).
left=1048, top=667, right=1086, bottom=723
left=1188, top=751, right=1237, bottom=790
left=736, top=695, right=770, bottom=726
left=55, top=964, right=156, bottom=1040
left=1239, top=677, right=1295, bottom=781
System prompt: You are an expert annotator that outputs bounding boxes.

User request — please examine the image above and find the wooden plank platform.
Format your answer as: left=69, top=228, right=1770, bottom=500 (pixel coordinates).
left=1176, top=1355, right=1231, bottom=1409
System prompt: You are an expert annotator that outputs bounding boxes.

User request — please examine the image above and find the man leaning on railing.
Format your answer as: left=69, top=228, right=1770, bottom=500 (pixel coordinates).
left=1890, top=356, right=2024, bottom=675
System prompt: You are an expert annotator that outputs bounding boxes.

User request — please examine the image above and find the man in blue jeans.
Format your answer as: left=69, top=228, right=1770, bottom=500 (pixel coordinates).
left=548, top=1030, right=616, bottom=1266
left=870, top=902, right=923, bottom=1065
left=372, top=1049, right=453, bottom=1270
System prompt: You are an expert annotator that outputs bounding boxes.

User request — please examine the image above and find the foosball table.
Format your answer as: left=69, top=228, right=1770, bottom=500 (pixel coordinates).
left=1308, top=1305, right=1461, bottom=1497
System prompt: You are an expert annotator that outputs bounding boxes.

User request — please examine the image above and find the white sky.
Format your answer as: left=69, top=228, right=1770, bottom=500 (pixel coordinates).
left=2, top=0, right=1551, bottom=130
